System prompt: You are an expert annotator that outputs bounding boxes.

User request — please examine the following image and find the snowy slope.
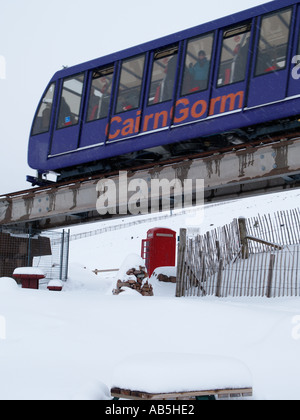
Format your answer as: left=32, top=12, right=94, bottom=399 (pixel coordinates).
left=0, top=190, right=300, bottom=400
left=69, top=189, right=300, bottom=271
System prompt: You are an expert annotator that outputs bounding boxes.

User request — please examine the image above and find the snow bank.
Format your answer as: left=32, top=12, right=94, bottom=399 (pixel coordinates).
left=0, top=277, right=19, bottom=292
left=64, top=263, right=114, bottom=293
left=48, top=280, right=63, bottom=288
left=72, top=380, right=111, bottom=400
left=13, top=267, right=45, bottom=276
left=116, top=254, right=147, bottom=283
left=151, top=267, right=177, bottom=278
left=149, top=267, right=177, bottom=297
left=112, top=353, right=252, bottom=394
left=117, top=287, right=143, bottom=297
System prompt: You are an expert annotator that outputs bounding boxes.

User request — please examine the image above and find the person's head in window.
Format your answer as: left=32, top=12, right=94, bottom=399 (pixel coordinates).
left=197, top=50, right=207, bottom=66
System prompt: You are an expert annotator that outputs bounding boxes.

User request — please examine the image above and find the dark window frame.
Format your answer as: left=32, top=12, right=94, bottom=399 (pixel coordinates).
left=147, top=44, right=179, bottom=106
left=31, top=82, right=56, bottom=136
left=115, top=54, right=146, bottom=115
left=56, top=72, right=85, bottom=130
left=180, top=32, right=215, bottom=97
left=217, top=21, right=252, bottom=88
left=254, top=6, right=293, bottom=78
left=86, top=65, right=115, bottom=123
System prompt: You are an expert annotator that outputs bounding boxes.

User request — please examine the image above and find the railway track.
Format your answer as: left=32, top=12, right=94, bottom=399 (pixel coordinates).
left=1, top=134, right=300, bottom=231
left=2, top=132, right=299, bottom=200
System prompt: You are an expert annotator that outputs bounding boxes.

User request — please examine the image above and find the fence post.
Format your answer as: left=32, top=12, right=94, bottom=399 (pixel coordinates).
left=176, top=229, right=187, bottom=297
left=266, top=254, right=276, bottom=298
left=238, top=217, right=249, bottom=259
left=216, top=258, right=224, bottom=297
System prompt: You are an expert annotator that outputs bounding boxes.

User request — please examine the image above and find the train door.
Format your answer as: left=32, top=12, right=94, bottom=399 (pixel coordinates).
left=106, top=54, right=146, bottom=143
left=208, top=22, right=253, bottom=120
left=247, top=7, right=294, bottom=108
left=288, top=5, right=300, bottom=97
left=80, top=65, right=115, bottom=148
left=141, top=46, right=179, bottom=135
left=50, top=73, right=86, bottom=155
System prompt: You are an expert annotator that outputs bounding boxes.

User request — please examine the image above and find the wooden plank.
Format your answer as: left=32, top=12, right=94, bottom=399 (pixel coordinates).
left=111, top=387, right=253, bottom=400
left=246, top=236, right=283, bottom=250
left=176, top=229, right=187, bottom=298
left=238, top=217, right=249, bottom=260
left=216, top=258, right=223, bottom=298
left=266, top=254, right=276, bottom=298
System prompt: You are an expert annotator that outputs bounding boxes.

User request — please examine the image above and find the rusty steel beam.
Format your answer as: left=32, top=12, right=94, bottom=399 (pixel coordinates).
left=1, top=137, right=300, bottom=230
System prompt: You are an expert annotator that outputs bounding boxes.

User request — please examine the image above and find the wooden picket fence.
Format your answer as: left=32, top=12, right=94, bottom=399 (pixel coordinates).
left=176, top=208, right=300, bottom=298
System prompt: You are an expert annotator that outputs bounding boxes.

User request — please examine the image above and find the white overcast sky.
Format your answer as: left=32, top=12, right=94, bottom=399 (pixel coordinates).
left=0, top=0, right=269, bottom=194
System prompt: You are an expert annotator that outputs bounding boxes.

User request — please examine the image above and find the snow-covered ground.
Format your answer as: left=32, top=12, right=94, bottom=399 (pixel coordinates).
left=0, top=190, right=300, bottom=400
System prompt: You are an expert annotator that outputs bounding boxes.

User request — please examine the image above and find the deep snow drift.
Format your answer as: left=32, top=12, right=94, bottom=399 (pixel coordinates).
left=0, top=190, right=300, bottom=400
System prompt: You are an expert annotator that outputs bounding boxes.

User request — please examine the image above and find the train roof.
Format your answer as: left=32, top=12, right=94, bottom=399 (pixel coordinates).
left=51, top=0, right=298, bottom=81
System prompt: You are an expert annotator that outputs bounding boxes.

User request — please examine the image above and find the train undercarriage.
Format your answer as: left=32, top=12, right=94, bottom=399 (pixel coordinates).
left=28, top=115, right=300, bottom=187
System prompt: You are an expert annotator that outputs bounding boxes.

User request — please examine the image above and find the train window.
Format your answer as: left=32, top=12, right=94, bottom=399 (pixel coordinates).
left=57, top=74, right=85, bottom=129
left=87, top=66, right=114, bottom=122
left=148, top=46, right=178, bottom=105
left=31, top=83, right=55, bottom=136
left=217, top=23, right=251, bottom=86
left=255, top=8, right=292, bottom=76
left=116, top=55, right=145, bottom=113
left=181, top=33, right=214, bottom=96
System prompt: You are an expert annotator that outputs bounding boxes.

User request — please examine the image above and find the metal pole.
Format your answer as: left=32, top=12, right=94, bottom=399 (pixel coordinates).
left=59, top=230, right=65, bottom=280
left=64, top=229, right=70, bottom=281
left=27, top=225, right=33, bottom=267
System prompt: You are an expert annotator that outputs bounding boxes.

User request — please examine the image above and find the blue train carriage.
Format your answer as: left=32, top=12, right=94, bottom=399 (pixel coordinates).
left=28, top=0, right=300, bottom=185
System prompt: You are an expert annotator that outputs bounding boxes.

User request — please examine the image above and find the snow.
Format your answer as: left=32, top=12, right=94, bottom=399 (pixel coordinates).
left=47, top=280, right=64, bottom=292
left=151, top=266, right=177, bottom=278
left=0, top=190, right=300, bottom=400
left=112, top=353, right=252, bottom=393
left=116, top=254, right=146, bottom=283
left=47, top=280, right=64, bottom=288
left=13, top=267, right=45, bottom=277
left=71, top=380, right=111, bottom=400
left=0, top=278, right=19, bottom=292
left=150, top=267, right=177, bottom=297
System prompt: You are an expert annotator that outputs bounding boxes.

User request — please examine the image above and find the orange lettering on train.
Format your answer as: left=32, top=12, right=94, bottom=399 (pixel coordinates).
left=121, top=118, right=135, bottom=136
left=108, top=116, right=122, bottom=140
left=191, top=99, right=207, bottom=119
left=209, top=97, right=221, bottom=116
left=135, top=110, right=141, bottom=133
left=143, top=114, right=154, bottom=132
left=174, top=98, right=189, bottom=123
left=107, top=91, right=244, bottom=140
left=153, top=111, right=168, bottom=130
left=220, top=91, right=244, bottom=113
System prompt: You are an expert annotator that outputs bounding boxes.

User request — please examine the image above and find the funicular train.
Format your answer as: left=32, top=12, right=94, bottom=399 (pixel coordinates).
left=28, top=0, right=300, bottom=185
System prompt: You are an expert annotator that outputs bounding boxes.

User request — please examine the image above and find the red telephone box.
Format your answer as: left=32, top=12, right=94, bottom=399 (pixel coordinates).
left=141, top=228, right=176, bottom=277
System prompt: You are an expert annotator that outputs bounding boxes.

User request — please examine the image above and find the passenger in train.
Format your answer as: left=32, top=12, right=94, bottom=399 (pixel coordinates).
left=188, top=50, right=210, bottom=90
left=233, top=37, right=250, bottom=83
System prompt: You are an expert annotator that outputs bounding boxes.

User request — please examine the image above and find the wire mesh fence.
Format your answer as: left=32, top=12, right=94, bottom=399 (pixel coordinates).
left=0, top=227, right=70, bottom=282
